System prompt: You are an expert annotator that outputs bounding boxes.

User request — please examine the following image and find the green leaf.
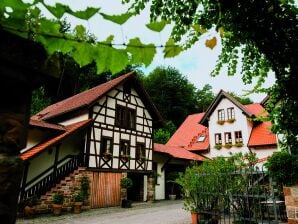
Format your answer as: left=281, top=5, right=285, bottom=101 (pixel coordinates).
left=100, top=12, right=134, bottom=25
left=75, top=25, right=86, bottom=40
left=94, top=44, right=129, bottom=74
left=163, top=38, right=183, bottom=58
left=192, top=24, right=207, bottom=34
left=43, top=3, right=71, bottom=19
left=146, top=20, right=169, bottom=32
left=39, top=18, right=61, bottom=36
left=36, top=36, right=74, bottom=55
left=126, top=38, right=156, bottom=66
left=71, top=7, right=100, bottom=20
left=71, top=42, right=94, bottom=67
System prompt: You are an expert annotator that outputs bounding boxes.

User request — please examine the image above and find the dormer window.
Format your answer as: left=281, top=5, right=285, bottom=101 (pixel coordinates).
left=218, top=109, right=225, bottom=121
left=227, top=107, right=235, bottom=120
left=197, top=135, right=206, bottom=142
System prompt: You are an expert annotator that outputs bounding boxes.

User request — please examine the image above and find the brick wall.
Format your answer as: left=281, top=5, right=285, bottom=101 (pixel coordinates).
left=284, top=185, right=298, bottom=224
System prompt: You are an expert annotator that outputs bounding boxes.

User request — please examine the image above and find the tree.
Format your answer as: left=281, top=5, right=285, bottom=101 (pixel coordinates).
left=154, top=120, right=176, bottom=144
left=142, top=66, right=198, bottom=127
left=127, top=0, right=298, bottom=154
left=196, top=84, right=215, bottom=112
left=228, top=92, right=253, bottom=105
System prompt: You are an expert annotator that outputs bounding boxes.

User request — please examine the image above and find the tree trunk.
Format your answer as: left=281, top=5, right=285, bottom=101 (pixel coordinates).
left=0, top=155, right=23, bottom=223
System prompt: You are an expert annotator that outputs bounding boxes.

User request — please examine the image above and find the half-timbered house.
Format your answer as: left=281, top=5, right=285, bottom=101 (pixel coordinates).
left=20, top=72, right=163, bottom=208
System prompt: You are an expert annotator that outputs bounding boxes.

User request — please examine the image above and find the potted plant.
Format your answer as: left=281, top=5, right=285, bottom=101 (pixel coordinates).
left=72, top=190, right=83, bottom=214
left=22, top=195, right=39, bottom=218
left=167, top=171, right=179, bottom=200
left=52, top=192, right=64, bottom=216
left=80, top=175, right=90, bottom=205
left=120, top=177, right=133, bottom=208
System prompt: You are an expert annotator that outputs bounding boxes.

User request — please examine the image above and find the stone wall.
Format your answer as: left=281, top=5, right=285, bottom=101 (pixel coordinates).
left=284, top=185, right=298, bottom=224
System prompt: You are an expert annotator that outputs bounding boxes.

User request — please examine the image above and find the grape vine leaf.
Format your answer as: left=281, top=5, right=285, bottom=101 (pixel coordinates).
left=126, top=38, right=156, bottom=66
left=100, top=12, right=134, bottom=25
left=163, top=38, right=183, bottom=58
left=94, top=36, right=129, bottom=74
left=43, top=3, right=71, bottom=19
left=146, top=20, right=169, bottom=32
left=70, top=7, right=100, bottom=20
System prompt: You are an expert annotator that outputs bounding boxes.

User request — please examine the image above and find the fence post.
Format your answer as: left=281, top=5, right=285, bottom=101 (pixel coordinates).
left=269, top=177, right=278, bottom=223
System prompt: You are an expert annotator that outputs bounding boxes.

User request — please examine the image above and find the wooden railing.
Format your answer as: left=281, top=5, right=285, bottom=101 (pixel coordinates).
left=20, top=154, right=83, bottom=202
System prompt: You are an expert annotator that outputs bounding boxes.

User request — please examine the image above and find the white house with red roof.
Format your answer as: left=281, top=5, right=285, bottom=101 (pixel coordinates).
left=166, top=90, right=278, bottom=166
left=19, top=72, right=203, bottom=209
left=20, top=72, right=167, bottom=208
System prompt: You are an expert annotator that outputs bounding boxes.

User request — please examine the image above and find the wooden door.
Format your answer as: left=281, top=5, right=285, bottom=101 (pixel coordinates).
left=90, top=172, right=121, bottom=208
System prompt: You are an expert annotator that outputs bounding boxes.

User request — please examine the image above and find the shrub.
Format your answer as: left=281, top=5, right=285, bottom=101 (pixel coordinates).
left=80, top=175, right=90, bottom=201
left=120, top=177, right=133, bottom=189
left=52, top=192, right=64, bottom=205
left=72, top=191, right=84, bottom=202
left=265, top=151, right=298, bottom=186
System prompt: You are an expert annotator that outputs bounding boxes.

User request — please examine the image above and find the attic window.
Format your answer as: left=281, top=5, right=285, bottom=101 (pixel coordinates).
left=197, top=135, right=206, bottom=142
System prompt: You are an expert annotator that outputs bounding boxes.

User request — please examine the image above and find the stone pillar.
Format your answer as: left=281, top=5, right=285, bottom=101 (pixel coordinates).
left=284, top=185, right=298, bottom=224
left=147, top=175, right=155, bottom=202
left=121, top=173, right=127, bottom=201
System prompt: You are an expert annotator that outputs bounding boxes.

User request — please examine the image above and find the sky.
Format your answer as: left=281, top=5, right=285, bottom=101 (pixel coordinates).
left=42, top=0, right=277, bottom=102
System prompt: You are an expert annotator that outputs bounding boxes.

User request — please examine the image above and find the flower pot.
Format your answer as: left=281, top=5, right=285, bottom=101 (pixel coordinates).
left=73, top=202, right=83, bottom=214
left=191, top=212, right=198, bottom=224
left=169, top=194, right=176, bottom=200
left=52, top=204, right=63, bottom=216
left=121, top=199, right=132, bottom=208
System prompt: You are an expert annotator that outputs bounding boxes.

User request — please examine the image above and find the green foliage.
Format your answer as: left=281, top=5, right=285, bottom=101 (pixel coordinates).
left=176, top=153, right=258, bottom=214
left=127, top=0, right=298, bottom=154
left=146, top=20, right=169, bottom=32
left=195, top=84, right=215, bottom=112
left=80, top=175, right=90, bottom=201
left=265, top=151, right=298, bottom=186
left=72, top=190, right=84, bottom=202
left=31, top=87, right=52, bottom=115
left=100, top=12, right=134, bottom=25
left=142, top=66, right=198, bottom=127
left=228, top=92, right=253, bottom=105
left=52, top=192, right=64, bottom=205
left=154, top=120, right=176, bottom=144
left=120, top=177, right=133, bottom=189
left=126, top=38, right=156, bottom=66
left=163, top=38, right=183, bottom=58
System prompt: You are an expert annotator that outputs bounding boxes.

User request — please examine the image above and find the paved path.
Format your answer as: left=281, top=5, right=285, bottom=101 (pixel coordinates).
left=17, top=200, right=191, bottom=224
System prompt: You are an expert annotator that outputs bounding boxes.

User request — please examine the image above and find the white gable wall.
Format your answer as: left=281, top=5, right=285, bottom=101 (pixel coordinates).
left=89, top=84, right=154, bottom=171
left=206, top=98, right=252, bottom=158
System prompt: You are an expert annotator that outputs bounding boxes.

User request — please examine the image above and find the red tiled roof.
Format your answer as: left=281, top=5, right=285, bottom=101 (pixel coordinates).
left=32, top=72, right=135, bottom=121
left=248, top=121, right=277, bottom=147
left=29, top=119, right=65, bottom=131
left=166, top=113, right=209, bottom=151
left=200, top=90, right=254, bottom=125
left=244, top=103, right=268, bottom=117
left=21, top=119, right=92, bottom=160
left=154, top=143, right=205, bottom=161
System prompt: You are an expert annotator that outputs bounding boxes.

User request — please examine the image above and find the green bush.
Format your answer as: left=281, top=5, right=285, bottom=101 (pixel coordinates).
left=52, top=192, right=64, bottom=205
left=80, top=175, right=90, bottom=201
left=265, top=151, right=298, bottom=186
left=72, top=190, right=84, bottom=202
left=120, top=177, right=133, bottom=189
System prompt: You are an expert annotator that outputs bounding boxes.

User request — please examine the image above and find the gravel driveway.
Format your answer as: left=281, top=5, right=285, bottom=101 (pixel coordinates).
left=17, top=200, right=191, bottom=224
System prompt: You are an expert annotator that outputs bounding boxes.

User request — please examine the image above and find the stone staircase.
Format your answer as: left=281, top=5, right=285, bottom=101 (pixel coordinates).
left=32, top=167, right=90, bottom=214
